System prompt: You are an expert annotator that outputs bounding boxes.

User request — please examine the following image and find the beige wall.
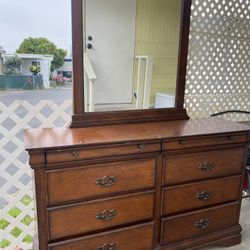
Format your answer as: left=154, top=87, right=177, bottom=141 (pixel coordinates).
left=134, top=0, right=181, bottom=105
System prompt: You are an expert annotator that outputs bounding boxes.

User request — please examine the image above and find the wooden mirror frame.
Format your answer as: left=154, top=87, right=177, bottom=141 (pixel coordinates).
left=71, top=0, right=192, bottom=127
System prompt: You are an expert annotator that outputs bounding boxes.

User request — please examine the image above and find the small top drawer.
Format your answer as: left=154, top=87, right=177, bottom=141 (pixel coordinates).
left=163, top=134, right=247, bottom=151
left=46, top=142, right=161, bottom=164
left=164, top=147, right=245, bottom=186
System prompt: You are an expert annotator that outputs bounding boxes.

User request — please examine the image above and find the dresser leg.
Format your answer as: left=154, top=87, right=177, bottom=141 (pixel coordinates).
left=216, top=234, right=241, bottom=247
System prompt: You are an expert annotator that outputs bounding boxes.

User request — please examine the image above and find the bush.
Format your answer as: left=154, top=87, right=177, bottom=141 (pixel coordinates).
left=4, top=55, right=21, bottom=75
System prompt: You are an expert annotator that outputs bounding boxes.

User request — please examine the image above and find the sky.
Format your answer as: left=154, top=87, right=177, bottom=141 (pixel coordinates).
left=0, top=0, right=72, bottom=55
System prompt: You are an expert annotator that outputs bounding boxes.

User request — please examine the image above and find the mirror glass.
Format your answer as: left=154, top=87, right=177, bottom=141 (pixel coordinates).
left=83, top=0, right=182, bottom=112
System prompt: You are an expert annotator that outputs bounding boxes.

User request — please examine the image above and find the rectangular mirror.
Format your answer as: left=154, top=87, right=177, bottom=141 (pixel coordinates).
left=71, top=0, right=192, bottom=127
left=83, top=0, right=182, bottom=112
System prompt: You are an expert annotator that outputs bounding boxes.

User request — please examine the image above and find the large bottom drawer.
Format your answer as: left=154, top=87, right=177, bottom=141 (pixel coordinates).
left=49, top=222, right=154, bottom=250
left=161, top=202, right=240, bottom=245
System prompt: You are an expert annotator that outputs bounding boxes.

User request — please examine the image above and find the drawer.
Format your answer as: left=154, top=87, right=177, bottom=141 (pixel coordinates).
left=161, top=202, right=239, bottom=245
left=49, top=191, right=154, bottom=240
left=162, top=175, right=241, bottom=216
left=49, top=222, right=154, bottom=250
left=163, top=134, right=247, bottom=150
left=47, top=158, right=156, bottom=205
left=46, top=142, right=161, bottom=164
left=164, top=147, right=245, bottom=186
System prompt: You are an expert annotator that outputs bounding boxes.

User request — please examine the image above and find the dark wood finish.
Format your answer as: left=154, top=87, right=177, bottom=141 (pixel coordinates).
left=47, top=158, right=156, bottom=205
left=162, top=175, right=241, bottom=215
left=33, top=167, right=48, bottom=250
left=24, top=118, right=250, bottom=150
left=70, top=0, right=192, bottom=128
left=164, top=134, right=247, bottom=150
left=175, top=0, right=192, bottom=108
left=49, top=191, right=154, bottom=240
left=71, top=0, right=84, bottom=114
left=159, top=225, right=242, bottom=250
left=25, top=118, right=250, bottom=249
left=164, top=147, right=245, bottom=186
left=161, top=202, right=240, bottom=245
left=71, top=108, right=189, bottom=127
left=48, top=223, right=154, bottom=250
left=46, top=142, right=160, bottom=163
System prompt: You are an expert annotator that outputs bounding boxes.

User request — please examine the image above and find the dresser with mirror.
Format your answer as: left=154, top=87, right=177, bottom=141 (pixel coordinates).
left=24, top=0, right=250, bottom=249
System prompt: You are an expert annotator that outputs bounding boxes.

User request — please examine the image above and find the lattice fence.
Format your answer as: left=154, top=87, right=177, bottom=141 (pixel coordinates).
left=0, top=100, right=72, bottom=249
left=185, top=0, right=250, bottom=122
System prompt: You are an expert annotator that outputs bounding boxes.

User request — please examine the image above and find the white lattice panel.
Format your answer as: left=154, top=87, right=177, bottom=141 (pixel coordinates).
left=185, top=0, right=250, bottom=122
left=0, top=100, right=72, bottom=249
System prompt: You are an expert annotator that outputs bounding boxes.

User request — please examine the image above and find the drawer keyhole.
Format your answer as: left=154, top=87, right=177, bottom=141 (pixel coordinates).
left=71, top=150, right=78, bottom=157
left=138, top=144, right=145, bottom=150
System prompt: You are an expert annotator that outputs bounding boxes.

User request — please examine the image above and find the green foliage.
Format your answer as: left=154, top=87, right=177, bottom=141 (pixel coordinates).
left=4, top=55, right=21, bottom=75
left=29, top=64, right=41, bottom=74
left=0, top=219, right=10, bottom=230
left=0, top=239, right=11, bottom=248
left=17, top=37, right=67, bottom=71
left=22, top=234, right=33, bottom=244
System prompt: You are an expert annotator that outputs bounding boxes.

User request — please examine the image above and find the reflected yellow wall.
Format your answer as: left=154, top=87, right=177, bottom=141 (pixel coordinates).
left=133, top=0, right=181, bottom=105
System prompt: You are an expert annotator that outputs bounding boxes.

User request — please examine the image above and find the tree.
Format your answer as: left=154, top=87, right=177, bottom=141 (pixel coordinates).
left=4, top=55, right=22, bottom=75
left=16, top=37, right=67, bottom=72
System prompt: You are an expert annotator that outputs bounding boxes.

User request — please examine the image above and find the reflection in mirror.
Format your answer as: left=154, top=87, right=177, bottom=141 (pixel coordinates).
left=84, top=0, right=182, bottom=112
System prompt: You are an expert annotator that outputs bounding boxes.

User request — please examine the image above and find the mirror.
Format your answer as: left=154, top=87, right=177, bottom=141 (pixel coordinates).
left=83, top=0, right=182, bottom=112
left=71, top=0, right=192, bottom=127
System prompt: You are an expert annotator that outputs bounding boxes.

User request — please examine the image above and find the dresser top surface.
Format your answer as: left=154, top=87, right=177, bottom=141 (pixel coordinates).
left=24, top=118, right=250, bottom=150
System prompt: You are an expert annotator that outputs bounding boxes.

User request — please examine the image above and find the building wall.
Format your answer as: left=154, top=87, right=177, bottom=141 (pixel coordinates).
left=133, top=0, right=181, bottom=105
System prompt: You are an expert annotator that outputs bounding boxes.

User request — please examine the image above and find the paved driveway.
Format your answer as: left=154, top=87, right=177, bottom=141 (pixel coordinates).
left=0, top=87, right=72, bottom=105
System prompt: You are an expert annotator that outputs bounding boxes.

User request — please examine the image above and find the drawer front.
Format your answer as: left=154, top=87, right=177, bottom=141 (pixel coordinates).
left=49, top=191, right=154, bottom=240
left=163, top=134, right=247, bottom=150
left=49, top=222, right=154, bottom=250
left=47, top=158, right=156, bottom=205
left=162, top=176, right=241, bottom=216
left=164, top=147, right=245, bottom=185
left=161, top=203, right=239, bottom=245
left=46, top=142, right=161, bottom=164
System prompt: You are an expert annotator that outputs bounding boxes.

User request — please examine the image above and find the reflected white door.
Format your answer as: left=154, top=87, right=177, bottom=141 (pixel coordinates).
left=85, top=0, right=136, bottom=104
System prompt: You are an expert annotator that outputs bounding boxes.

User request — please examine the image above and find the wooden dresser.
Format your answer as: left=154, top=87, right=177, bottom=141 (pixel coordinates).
left=24, top=118, right=250, bottom=250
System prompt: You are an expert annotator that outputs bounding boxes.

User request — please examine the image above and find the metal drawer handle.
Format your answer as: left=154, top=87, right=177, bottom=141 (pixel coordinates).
left=96, top=243, right=117, bottom=250
left=96, top=209, right=116, bottom=221
left=194, top=219, right=211, bottom=229
left=195, top=191, right=213, bottom=201
left=71, top=150, right=78, bottom=157
left=199, top=162, right=215, bottom=172
left=96, top=175, right=117, bottom=187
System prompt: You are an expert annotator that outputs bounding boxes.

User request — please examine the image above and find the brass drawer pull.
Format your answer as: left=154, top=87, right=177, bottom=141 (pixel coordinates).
left=194, top=219, right=211, bottom=229
left=96, top=175, right=117, bottom=187
left=71, top=150, right=78, bottom=157
left=96, top=243, right=117, bottom=250
left=199, top=162, right=215, bottom=171
left=96, top=209, right=117, bottom=221
left=195, top=191, right=213, bottom=201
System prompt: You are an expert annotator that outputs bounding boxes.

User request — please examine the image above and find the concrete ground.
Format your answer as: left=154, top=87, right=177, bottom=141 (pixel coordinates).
left=205, top=198, right=250, bottom=250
